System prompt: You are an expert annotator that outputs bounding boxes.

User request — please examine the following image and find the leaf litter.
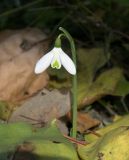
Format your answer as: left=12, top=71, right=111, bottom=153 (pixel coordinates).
left=0, top=29, right=129, bottom=159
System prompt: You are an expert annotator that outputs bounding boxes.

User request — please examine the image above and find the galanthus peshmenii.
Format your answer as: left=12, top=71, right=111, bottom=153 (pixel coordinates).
left=34, top=47, right=76, bottom=75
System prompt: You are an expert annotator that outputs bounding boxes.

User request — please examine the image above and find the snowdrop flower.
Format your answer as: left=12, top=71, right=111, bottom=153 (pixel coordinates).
left=35, top=47, right=76, bottom=75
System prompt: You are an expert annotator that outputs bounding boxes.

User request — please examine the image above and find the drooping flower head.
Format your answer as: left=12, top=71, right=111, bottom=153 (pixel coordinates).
left=35, top=36, right=76, bottom=75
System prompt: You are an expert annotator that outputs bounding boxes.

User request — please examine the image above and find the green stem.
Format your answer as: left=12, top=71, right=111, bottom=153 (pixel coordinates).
left=55, top=34, right=64, bottom=48
left=59, top=27, right=77, bottom=138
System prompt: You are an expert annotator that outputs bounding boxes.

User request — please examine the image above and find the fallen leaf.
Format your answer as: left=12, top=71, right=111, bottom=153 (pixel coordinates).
left=0, top=28, right=49, bottom=103
left=9, top=89, right=71, bottom=126
left=78, top=126, right=129, bottom=160
left=85, top=114, right=129, bottom=143
left=77, top=112, right=100, bottom=133
left=78, top=48, right=129, bottom=108
left=79, top=67, right=123, bottom=106
left=0, top=122, right=79, bottom=160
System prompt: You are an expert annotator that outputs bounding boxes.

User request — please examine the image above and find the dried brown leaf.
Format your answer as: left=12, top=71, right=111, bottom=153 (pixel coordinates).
left=0, top=28, right=49, bottom=103
left=9, top=89, right=71, bottom=126
left=77, top=112, right=100, bottom=133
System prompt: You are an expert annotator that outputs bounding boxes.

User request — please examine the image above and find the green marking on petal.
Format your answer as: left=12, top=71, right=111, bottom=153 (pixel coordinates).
left=51, top=60, right=61, bottom=69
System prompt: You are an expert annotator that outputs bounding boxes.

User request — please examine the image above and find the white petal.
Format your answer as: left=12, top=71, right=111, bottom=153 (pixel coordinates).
left=60, top=51, right=76, bottom=75
left=34, top=51, right=53, bottom=74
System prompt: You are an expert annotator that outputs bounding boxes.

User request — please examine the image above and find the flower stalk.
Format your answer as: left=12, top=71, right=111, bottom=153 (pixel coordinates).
left=59, top=27, right=77, bottom=138
left=34, top=27, right=77, bottom=138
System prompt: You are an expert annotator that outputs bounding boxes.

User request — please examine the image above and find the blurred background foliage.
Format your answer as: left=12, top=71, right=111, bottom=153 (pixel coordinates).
left=1, top=0, right=129, bottom=47
left=1, top=0, right=129, bottom=41
left=1, top=0, right=129, bottom=115
left=1, top=0, right=129, bottom=62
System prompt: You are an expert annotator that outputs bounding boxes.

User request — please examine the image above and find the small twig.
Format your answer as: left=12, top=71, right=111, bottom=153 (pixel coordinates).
left=121, top=97, right=129, bottom=113
left=63, top=134, right=88, bottom=146
left=113, top=30, right=129, bottom=40
left=28, top=6, right=68, bottom=11
left=9, top=146, right=20, bottom=160
left=20, top=115, right=40, bottom=122
left=20, top=115, right=45, bottom=127
left=98, top=100, right=117, bottom=116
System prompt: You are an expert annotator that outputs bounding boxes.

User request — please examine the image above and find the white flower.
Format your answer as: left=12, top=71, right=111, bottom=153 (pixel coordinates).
left=35, top=47, right=76, bottom=75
